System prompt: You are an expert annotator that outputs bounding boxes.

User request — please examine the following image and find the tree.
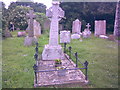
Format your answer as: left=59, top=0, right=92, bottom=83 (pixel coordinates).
left=9, top=1, right=46, bottom=13
left=11, top=6, right=32, bottom=30
left=35, top=12, right=48, bottom=33
left=60, top=2, right=116, bottom=33
left=2, top=0, right=47, bottom=30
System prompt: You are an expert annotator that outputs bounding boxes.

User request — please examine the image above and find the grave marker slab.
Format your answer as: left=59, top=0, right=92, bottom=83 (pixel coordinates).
left=34, top=20, right=41, bottom=37
left=60, top=30, right=71, bottom=43
left=94, top=20, right=106, bottom=36
left=72, top=19, right=81, bottom=34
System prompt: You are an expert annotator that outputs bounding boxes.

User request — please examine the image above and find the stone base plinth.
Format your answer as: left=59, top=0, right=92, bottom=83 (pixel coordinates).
left=71, top=34, right=81, bottom=39
left=42, top=45, right=65, bottom=60
left=24, top=36, right=37, bottom=46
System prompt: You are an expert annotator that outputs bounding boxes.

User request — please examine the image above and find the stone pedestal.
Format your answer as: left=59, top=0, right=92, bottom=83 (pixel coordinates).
left=42, top=45, right=65, bottom=60
left=24, top=36, right=37, bottom=46
left=71, top=34, right=81, bottom=39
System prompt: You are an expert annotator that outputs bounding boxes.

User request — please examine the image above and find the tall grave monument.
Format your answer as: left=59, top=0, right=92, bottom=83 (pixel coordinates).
left=114, top=0, right=120, bottom=37
left=42, top=1, right=65, bottom=60
left=24, top=10, right=37, bottom=46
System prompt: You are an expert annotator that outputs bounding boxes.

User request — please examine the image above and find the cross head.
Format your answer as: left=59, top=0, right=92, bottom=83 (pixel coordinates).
left=26, top=10, right=36, bottom=20
left=86, top=23, right=91, bottom=29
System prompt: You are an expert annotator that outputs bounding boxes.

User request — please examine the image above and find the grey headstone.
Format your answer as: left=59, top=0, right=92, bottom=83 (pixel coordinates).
left=94, top=20, right=106, bottom=36
left=72, top=19, right=81, bottom=34
left=33, top=20, right=41, bottom=37
left=60, top=30, right=71, bottom=43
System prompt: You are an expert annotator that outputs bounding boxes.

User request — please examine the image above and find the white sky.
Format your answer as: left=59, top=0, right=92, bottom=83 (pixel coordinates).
left=0, top=0, right=52, bottom=9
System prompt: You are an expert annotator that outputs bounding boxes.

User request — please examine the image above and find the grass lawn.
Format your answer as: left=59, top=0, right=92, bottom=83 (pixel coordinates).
left=2, top=31, right=118, bottom=88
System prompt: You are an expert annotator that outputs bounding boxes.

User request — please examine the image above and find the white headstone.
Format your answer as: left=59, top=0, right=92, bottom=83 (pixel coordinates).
left=60, top=30, right=71, bottom=43
left=42, top=1, right=65, bottom=60
left=72, top=19, right=81, bottom=34
left=94, top=20, right=106, bottom=36
left=34, top=20, right=41, bottom=37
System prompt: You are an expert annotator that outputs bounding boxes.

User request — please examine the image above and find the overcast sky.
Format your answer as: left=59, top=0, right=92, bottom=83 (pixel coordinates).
left=0, top=0, right=52, bottom=9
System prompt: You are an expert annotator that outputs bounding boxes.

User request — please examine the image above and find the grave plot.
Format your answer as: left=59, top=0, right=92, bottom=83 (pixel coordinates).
left=33, top=54, right=88, bottom=87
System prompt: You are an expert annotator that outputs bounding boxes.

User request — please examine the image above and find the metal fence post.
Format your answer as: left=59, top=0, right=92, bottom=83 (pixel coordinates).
left=68, top=46, right=72, bottom=59
left=36, top=42, right=38, bottom=47
left=33, top=64, right=38, bottom=84
left=84, top=61, right=88, bottom=80
left=35, top=42, right=38, bottom=54
left=64, top=43, right=67, bottom=53
left=34, top=53, right=38, bottom=61
left=75, top=52, right=78, bottom=67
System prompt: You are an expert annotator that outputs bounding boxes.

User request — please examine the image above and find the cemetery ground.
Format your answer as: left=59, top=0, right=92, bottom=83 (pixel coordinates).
left=2, top=30, right=118, bottom=88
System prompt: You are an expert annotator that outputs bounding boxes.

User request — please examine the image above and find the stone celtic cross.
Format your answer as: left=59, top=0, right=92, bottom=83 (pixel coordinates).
left=26, top=10, right=36, bottom=37
left=46, top=1, right=65, bottom=46
left=42, top=1, right=65, bottom=60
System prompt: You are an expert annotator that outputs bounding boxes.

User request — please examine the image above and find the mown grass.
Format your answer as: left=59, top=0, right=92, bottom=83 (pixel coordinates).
left=2, top=30, right=118, bottom=88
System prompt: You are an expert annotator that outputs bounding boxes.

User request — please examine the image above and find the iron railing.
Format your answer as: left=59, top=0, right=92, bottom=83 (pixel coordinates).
left=33, top=42, right=89, bottom=85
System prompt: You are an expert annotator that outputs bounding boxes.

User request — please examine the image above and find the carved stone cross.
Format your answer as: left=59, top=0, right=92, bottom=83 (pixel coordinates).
left=86, top=23, right=91, bottom=30
left=42, top=1, right=65, bottom=60
left=26, top=10, right=36, bottom=37
left=46, top=1, right=65, bottom=46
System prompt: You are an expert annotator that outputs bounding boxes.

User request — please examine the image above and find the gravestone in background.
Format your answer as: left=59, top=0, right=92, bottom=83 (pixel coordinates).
left=43, top=19, right=51, bottom=30
left=114, top=1, right=120, bottom=37
left=72, top=19, right=81, bottom=34
left=94, top=20, right=106, bottom=36
left=82, top=23, right=91, bottom=38
left=42, top=1, right=65, bottom=60
left=24, top=10, right=37, bottom=46
left=60, top=30, right=71, bottom=43
left=71, top=19, right=81, bottom=39
left=33, top=20, right=41, bottom=37
left=4, top=27, right=12, bottom=37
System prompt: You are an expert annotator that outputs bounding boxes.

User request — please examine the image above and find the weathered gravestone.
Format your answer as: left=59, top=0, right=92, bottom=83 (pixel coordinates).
left=42, top=1, right=65, bottom=60
left=82, top=23, right=91, bottom=38
left=24, top=10, right=37, bottom=46
left=4, top=27, right=12, bottom=37
left=72, top=19, right=81, bottom=34
left=34, top=20, right=41, bottom=37
left=60, top=30, right=71, bottom=43
left=71, top=19, right=81, bottom=39
left=94, top=20, right=106, bottom=36
left=43, top=19, right=51, bottom=30
left=114, top=0, right=120, bottom=37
